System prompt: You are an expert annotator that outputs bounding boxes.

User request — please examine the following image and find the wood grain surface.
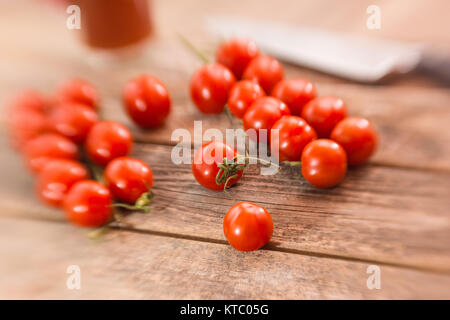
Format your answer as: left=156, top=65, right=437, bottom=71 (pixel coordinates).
left=1, top=218, right=450, bottom=300
left=0, top=0, right=449, bottom=299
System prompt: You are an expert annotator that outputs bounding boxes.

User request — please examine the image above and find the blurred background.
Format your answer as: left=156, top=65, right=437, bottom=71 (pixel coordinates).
left=1, top=0, right=449, bottom=88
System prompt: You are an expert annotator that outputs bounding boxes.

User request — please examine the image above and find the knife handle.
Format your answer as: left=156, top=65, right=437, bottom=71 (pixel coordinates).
left=417, top=52, right=450, bottom=86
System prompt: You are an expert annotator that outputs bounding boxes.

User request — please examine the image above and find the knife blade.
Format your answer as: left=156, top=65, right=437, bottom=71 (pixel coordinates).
left=206, top=16, right=424, bottom=83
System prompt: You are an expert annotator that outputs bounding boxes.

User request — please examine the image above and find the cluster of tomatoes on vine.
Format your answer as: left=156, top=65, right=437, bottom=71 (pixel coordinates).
left=189, top=37, right=378, bottom=251
left=7, top=75, right=171, bottom=231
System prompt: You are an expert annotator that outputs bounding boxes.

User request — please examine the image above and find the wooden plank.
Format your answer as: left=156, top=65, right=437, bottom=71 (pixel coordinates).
left=0, top=137, right=68, bottom=222
left=124, top=143, right=450, bottom=272
left=1, top=217, right=449, bottom=299
left=1, top=140, right=449, bottom=273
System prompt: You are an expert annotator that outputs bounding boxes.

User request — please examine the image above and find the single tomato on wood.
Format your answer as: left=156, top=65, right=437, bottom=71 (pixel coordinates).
left=123, top=74, right=171, bottom=128
left=223, top=202, right=273, bottom=251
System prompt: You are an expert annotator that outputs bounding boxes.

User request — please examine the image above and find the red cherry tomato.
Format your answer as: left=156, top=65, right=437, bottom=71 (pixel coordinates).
left=227, top=80, right=265, bottom=119
left=190, top=63, right=236, bottom=114
left=223, top=202, right=273, bottom=251
left=271, top=78, right=316, bottom=116
left=192, top=141, right=243, bottom=191
left=216, top=38, right=259, bottom=79
left=301, top=96, right=347, bottom=138
left=63, top=180, right=112, bottom=227
left=8, top=107, right=49, bottom=151
left=271, top=115, right=317, bottom=162
left=301, top=139, right=347, bottom=188
left=104, top=157, right=153, bottom=204
left=8, top=90, right=48, bottom=113
left=48, top=102, right=98, bottom=144
left=331, top=117, right=378, bottom=166
left=243, top=97, right=291, bottom=143
left=123, top=74, right=171, bottom=128
left=23, top=133, right=79, bottom=174
left=85, top=121, right=133, bottom=166
left=242, top=55, right=284, bottom=94
left=36, top=159, right=89, bottom=207
left=6, top=90, right=51, bottom=150
left=56, top=78, right=99, bottom=109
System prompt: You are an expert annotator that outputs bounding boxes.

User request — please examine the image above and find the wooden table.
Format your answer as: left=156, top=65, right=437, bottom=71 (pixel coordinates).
left=0, top=0, right=449, bottom=299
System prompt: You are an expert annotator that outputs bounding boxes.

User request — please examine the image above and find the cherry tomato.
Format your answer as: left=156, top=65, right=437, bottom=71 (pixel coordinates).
left=216, top=38, right=259, bottom=79
left=36, top=159, right=89, bottom=207
left=190, top=63, right=236, bottom=114
left=56, top=78, right=99, bottom=109
left=301, top=139, right=347, bottom=188
left=48, top=102, right=98, bottom=144
left=331, top=117, right=378, bottom=166
left=123, top=74, right=171, bottom=128
left=8, top=107, right=49, bottom=151
left=271, top=78, right=316, bottom=116
left=63, top=180, right=112, bottom=227
left=192, top=141, right=243, bottom=191
left=271, top=115, right=317, bottom=162
left=8, top=90, right=48, bottom=113
left=227, top=80, right=265, bottom=119
left=23, top=133, right=79, bottom=173
left=85, top=121, right=133, bottom=166
left=104, top=157, right=153, bottom=204
left=242, top=55, right=284, bottom=94
left=6, top=91, right=51, bottom=150
left=301, top=96, right=347, bottom=138
left=223, top=202, right=273, bottom=251
left=242, top=97, right=291, bottom=143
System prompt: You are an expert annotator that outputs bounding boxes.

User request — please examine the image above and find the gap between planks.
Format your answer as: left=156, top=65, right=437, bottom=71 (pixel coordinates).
left=2, top=215, right=449, bottom=299
left=111, top=225, right=450, bottom=276
left=1, top=141, right=449, bottom=274
left=1, top=202, right=449, bottom=276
